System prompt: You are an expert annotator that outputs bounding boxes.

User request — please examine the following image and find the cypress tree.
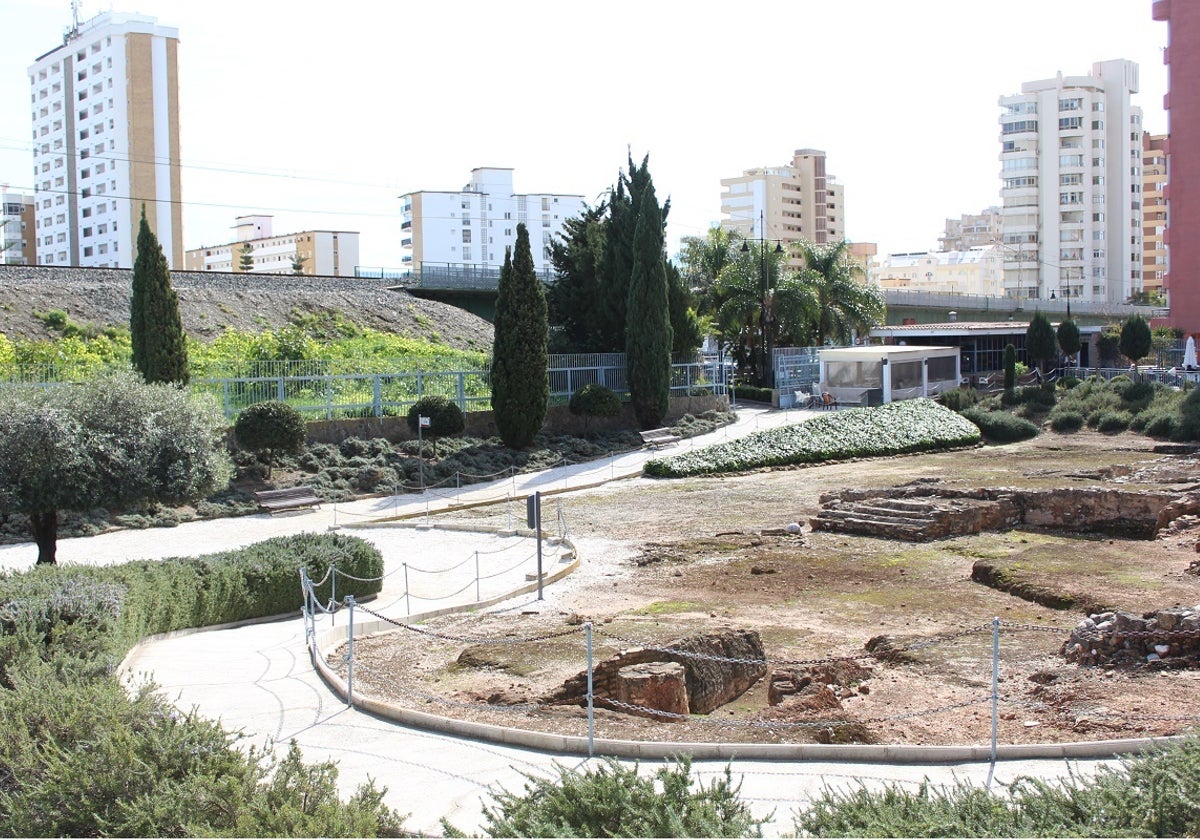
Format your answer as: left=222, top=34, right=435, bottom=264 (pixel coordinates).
left=1025, top=311, right=1057, bottom=373
left=491, top=224, right=548, bottom=448
left=130, top=207, right=189, bottom=385
left=1003, top=343, right=1017, bottom=396
left=625, top=182, right=672, bottom=429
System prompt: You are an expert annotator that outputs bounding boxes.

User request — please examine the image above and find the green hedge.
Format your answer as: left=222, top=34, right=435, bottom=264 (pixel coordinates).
left=0, top=532, right=383, bottom=682
left=644, top=399, right=980, bottom=478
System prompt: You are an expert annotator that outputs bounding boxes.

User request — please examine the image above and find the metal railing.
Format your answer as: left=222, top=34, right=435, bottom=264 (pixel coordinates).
left=0, top=355, right=730, bottom=419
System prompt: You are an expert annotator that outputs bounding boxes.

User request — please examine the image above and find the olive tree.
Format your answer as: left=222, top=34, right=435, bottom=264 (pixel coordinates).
left=0, top=370, right=232, bottom=565
left=234, top=400, right=307, bottom=478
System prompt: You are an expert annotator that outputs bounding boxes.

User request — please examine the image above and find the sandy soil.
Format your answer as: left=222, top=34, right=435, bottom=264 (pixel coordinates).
left=333, top=431, right=1200, bottom=746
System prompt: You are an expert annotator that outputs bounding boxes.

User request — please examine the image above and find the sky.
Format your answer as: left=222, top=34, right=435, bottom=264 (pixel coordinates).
left=0, top=0, right=1171, bottom=269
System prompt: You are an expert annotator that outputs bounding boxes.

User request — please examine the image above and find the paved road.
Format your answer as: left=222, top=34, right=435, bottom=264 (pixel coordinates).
left=8, top=405, right=1121, bottom=835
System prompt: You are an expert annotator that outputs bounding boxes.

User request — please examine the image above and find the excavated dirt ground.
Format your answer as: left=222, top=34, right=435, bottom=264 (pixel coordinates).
left=336, top=430, right=1200, bottom=746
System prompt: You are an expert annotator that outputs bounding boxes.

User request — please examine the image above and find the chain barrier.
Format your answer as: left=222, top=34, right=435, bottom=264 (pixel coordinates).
left=593, top=622, right=999, bottom=670
left=477, top=549, right=539, bottom=582
left=355, top=603, right=586, bottom=644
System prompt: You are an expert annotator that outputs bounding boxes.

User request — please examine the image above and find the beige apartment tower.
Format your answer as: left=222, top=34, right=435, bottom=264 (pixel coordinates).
left=720, top=149, right=844, bottom=257
left=28, top=12, right=182, bottom=268
left=1142, top=132, right=1167, bottom=299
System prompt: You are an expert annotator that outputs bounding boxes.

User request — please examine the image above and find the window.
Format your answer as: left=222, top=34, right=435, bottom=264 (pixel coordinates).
left=1059, top=98, right=1083, bottom=111
left=1059, top=154, right=1084, bottom=167
left=1092, top=120, right=1104, bottom=130
left=1002, top=157, right=1037, bottom=171
left=1092, top=139, right=1105, bottom=149
left=83, top=246, right=93, bottom=257
left=1093, top=212, right=1105, bottom=222
left=1060, top=191, right=1084, bottom=205
left=462, top=229, right=471, bottom=243
left=1093, top=175, right=1105, bottom=185
left=1004, top=176, right=1037, bottom=189
left=1059, top=117, right=1082, bottom=130
left=1060, top=173, right=1082, bottom=186
left=1002, top=120, right=1037, bottom=134
left=1093, top=101, right=1105, bottom=112
left=1005, top=101, right=1037, bottom=115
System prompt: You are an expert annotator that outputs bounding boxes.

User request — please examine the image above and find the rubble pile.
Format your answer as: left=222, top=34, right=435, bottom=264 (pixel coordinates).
left=1061, top=607, right=1200, bottom=667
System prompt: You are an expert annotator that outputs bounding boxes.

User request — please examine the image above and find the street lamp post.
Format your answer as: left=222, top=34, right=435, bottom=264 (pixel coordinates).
left=741, top=211, right=784, bottom=389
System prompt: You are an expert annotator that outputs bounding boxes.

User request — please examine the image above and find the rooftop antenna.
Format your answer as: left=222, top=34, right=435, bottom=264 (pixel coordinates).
left=64, top=0, right=82, bottom=42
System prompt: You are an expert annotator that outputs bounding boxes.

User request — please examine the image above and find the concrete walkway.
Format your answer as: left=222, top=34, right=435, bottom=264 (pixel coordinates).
left=8, top=405, right=1122, bottom=835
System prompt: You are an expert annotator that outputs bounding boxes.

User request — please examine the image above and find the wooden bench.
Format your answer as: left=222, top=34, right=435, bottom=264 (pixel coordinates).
left=254, top=486, right=322, bottom=513
left=640, top=427, right=682, bottom=448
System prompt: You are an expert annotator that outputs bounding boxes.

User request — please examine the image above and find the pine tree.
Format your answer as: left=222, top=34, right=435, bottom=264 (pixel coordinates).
left=491, top=224, right=548, bottom=448
left=130, top=208, right=189, bottom=385
left=625, top=182, right=672, bottom=429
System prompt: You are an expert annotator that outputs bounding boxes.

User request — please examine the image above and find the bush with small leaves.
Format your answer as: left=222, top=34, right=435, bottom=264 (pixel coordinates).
left=406, top=396, right=465, bottom=439
left=471, top=757, right=765, bottom=838
left=937, top=388, right=979, bottom=413
left=569, top=383, right=623, bottom=437
left=1049, top=410, right=1085, bottom=433
left=1096, top=411, right=1132, bottom=433
left=234, top=400, right=307, bottom=477
left=961, top=408, right=1039, bottom=443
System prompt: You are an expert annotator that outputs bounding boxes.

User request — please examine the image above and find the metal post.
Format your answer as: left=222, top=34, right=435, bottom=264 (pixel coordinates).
left=535, top=491, right=544, bottom=600
left=418, top=423, right=424, bottom=490
left=330, top=564, right=337, bottom=626
left=586, top=622, right=595, bottom=756
left=475, top=551, right=480, bottom=602
left=989, top=616, right=1000, bottom=778
left=344, top=595, right=356, bottom=707
left=403, top=563, right=411, bottom=615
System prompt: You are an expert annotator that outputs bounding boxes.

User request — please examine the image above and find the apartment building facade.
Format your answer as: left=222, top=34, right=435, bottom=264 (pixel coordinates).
left=939, top=207, right=1001, bottom=252
left=28, top=12, right=182, bottom=269
left=1142, top=132, right=1168, bottom=299
left=1152, top=0, right=1199, bottom=331
left=998, top=59, right=1143, bottom=305
left=1, top=192, right=36, bottom=265
left=184, top=215, right=360, bottom=276
left=399, top=168, right=585, bottom=279
left=870, top=247, right=1004, bottom=297
left=719, top=149, right=844, bottom=258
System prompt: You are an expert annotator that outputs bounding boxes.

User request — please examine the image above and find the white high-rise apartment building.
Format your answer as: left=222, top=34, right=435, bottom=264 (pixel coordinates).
left=400, top=168, right=585, bottom=279
left=28, top=12, right=182, bottom=269
left=998, top=59, right=1143, bottom=304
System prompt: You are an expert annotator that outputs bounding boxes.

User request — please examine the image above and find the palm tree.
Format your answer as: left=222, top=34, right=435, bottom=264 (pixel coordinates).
left=792, top=240, right=885, bottom=345
left=713, top=244, right=814, bottom=386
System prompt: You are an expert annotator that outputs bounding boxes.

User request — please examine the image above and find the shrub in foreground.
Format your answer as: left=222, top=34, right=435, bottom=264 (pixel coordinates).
left=794, top=737, right=1200, bottom=837
left=960, top=408, right=1040, bottom=443
left=471, top=758, right=764, bottom=838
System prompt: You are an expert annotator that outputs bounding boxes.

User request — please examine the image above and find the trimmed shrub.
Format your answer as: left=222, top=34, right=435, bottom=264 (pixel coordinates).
left=0, top=532, right=383, bottom=681
left=1171, top=387, right=1200, bottom=442
left=568, top=384, right=622, bottom=437
left=733, top=384, right=774, bottom=403
left=960, top=408, right=1039, bottom=443
left=406, top=395, right=465, bottom=439
left=1018, top=385, right=1056, bottom=410
left=1095, top=411, right=1132, bottom=433
left=1144, top=413, right=1177, bottom=438
left=1049, top=410, right=1085, bottom=433
left=234, top=400, right=308, bottom=477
